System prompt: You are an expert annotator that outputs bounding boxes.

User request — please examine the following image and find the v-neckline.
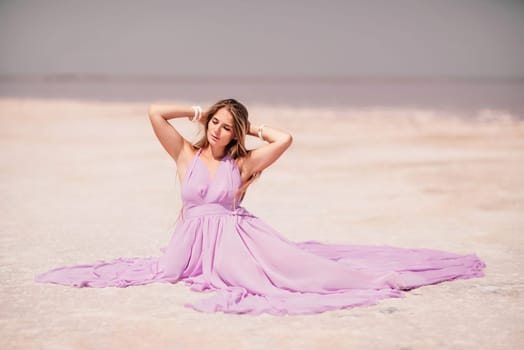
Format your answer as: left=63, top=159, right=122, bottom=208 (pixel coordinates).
left=196, top=150, right=227, bottom=183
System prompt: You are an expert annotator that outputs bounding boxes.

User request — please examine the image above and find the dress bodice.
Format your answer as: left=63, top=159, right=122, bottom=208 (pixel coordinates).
left=181, top=148, right=242, bottom=212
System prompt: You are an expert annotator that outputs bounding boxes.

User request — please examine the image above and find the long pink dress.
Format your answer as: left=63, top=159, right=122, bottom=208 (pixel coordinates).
left=35, top=149, right=486, bottom=315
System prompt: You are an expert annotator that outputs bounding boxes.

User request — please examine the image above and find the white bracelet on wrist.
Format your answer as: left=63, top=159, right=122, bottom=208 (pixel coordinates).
left=257, top=124, right=266, bottom=141
left=191, top=105, right=202, bottom=122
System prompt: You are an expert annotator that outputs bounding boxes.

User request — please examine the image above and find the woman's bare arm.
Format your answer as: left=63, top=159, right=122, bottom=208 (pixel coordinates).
left=240, top=123, right=293, bottom=177
left=148, top=104, right=196, bottom=162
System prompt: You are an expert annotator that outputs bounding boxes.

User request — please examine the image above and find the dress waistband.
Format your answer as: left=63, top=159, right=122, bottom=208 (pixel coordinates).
left=181, top=203, right=254, bottom=220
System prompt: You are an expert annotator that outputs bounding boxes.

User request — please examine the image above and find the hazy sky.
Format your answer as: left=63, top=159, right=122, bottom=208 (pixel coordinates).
left=1, top=0, right=523, bottom=78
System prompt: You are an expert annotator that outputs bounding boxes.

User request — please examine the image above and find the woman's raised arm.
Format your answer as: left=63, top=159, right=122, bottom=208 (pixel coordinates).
left=148, top=104, right=196, bottom=163
left=240, top=123, right=293, bottom=178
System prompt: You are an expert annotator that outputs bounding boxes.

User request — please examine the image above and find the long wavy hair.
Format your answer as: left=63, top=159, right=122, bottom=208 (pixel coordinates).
left=193, top=98, right=261, bottom=204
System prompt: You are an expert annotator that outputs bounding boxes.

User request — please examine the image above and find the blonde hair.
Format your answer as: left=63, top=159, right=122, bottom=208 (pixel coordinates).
left=194, top=98, right=261, bottom=204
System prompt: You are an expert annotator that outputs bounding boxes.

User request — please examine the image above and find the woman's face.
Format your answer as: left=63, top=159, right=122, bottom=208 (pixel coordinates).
left=207, top=107, right=235, bottom=148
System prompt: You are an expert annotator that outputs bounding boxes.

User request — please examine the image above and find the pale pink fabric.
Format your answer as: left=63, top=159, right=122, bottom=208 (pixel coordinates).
left=35, top=149, right=486, bottom=315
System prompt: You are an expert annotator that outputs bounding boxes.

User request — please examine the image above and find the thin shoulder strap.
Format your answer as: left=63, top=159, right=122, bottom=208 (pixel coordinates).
left=185, top=148, right=201, bottom=180
left=228, top=152, right=243, bottom=210
left=179, top=148, right=201, bottom=222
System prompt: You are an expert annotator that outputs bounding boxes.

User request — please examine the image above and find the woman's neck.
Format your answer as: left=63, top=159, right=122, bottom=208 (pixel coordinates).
left=204, top=144, right=226, bottom=161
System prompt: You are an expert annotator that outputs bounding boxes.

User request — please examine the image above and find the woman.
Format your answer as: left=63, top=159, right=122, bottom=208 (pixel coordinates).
left=35, top=98, right=486, bottom=316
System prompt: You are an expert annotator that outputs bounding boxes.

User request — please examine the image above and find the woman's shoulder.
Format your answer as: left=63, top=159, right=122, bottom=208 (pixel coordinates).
left=231, top=151, right=255, bottom=183
left=231, top=149, right=251, bottom=166
left=177, top=144, right=199, bottom=164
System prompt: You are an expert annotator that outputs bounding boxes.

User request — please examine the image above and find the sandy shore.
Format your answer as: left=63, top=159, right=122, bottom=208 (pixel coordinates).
left=1, top=98, right=523, bottom=349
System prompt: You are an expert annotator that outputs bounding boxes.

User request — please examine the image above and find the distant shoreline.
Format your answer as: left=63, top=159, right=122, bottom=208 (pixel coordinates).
left=1, top=75, right=523, bottom=118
